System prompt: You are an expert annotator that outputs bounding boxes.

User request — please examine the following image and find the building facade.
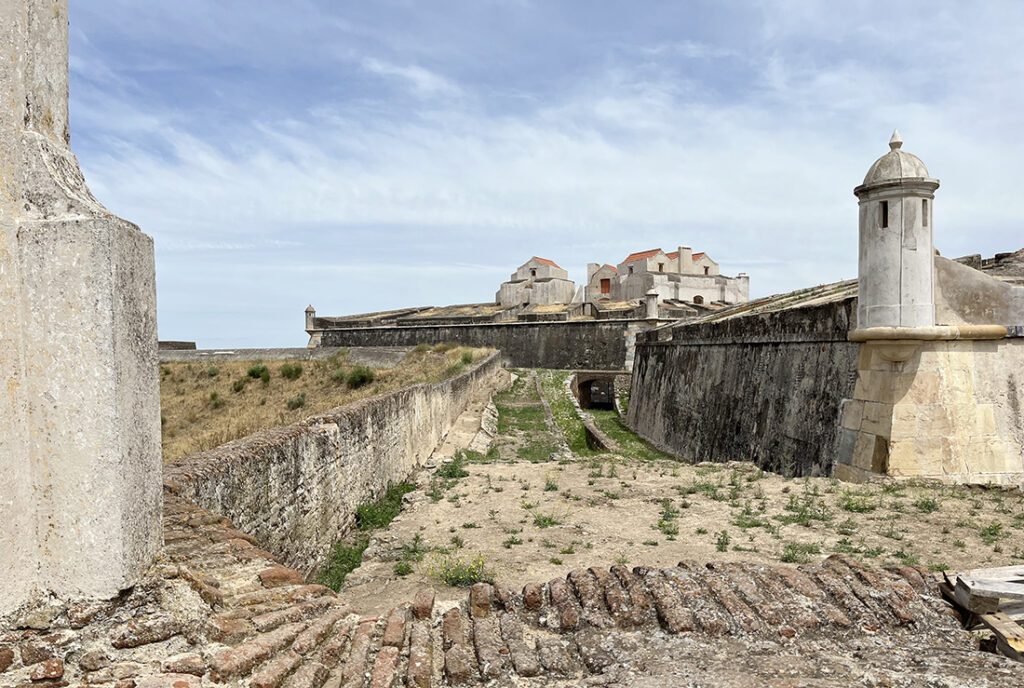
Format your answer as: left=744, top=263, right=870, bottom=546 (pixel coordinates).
left=585, top=246, right=749, bottom=305
left=496, top=256, right=578, bottom=306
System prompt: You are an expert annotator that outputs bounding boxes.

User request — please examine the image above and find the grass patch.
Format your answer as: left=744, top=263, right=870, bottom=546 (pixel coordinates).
left=780, top=541, right=821, bottom=564
left=318, top=537, right=369, bottom=591
left=355, top=483, right=416, bottom=531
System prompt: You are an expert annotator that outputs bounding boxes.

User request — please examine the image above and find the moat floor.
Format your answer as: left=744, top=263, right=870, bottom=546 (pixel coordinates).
left=341, top=370, right=1024, bottom=615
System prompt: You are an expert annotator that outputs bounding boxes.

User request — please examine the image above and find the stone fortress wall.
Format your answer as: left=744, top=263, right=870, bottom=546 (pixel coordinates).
left=164, top=353, right=503, bottom=575
left=319, top=320, right=633, bottom=370
left=629, top=298, right=861, bottom=477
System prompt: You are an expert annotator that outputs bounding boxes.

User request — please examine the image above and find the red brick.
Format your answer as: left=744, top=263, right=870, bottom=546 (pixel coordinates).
left=30, top=658, right=64, bottom=680
left=522, top=583, right=543, bottom=611
left=381, top=606, right=407, bottom=648
left=469, top=583, right=492, bottom=618
left=412, top=589, right=435, bottom=620
left=368, top=646, right=399, bottom=688
left=110, top=616, right=180, bottom=649
left=259, top=566, right=305, bottom=589
left=134, top=675, right=202, bottom=688
left=1, top=647, right=16, bottom=672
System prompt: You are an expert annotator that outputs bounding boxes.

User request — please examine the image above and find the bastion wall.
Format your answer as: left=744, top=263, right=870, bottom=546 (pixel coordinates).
left=163, top=353, right=503, bottom=575
left=319, top=321, right=632, bottom=370
left=627, top=299, right=861, bottom=477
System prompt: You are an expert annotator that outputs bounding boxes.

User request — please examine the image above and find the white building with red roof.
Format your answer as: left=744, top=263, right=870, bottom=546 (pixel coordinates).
left=585, top=245, right=748, bottom=306
left=496, top=256, right=578, bottom=306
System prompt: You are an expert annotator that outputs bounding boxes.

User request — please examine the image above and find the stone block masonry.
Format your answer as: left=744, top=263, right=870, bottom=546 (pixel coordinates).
left=164, top=353, right=504, bottom=574
left=0, top=0, right=161, bottom=614
left=628, top=299, right=860, bottom=477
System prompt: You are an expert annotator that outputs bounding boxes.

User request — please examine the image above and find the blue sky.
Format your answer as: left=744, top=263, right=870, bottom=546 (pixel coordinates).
left=68, top=1, right=1024, bottom=347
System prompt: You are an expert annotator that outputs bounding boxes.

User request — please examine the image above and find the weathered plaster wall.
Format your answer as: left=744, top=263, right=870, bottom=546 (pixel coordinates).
left=628, top=300, right=860, bottom=476
left=164, top=354, right=502, bottom=574
left=319, top=321, right=632, bottom=370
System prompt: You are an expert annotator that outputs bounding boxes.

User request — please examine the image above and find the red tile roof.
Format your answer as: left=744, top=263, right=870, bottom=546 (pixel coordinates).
left=603, top=264, right=618, bottom=273
left=531, top=256, right=561, bottom=269
left=665, top=251, right=679, bottom=259
left=622, top=248, right=664, bottom=263
left=692, top=252, right=705, bottom=260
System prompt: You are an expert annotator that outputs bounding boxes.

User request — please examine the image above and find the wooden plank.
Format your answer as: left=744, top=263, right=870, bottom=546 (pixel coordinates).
left=978, top=611, right=1024, bottom=662
left=958, top=578, right=1024, bottom=601
left=959, top=565, right=1024, bottom=582
left=955, top=577, right=1001, bottom=614
left=1002, top=600, right=1024, bottom=623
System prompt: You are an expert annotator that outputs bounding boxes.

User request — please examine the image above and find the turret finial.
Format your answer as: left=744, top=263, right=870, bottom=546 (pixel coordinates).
left=889, top=129, right=903, bottom=150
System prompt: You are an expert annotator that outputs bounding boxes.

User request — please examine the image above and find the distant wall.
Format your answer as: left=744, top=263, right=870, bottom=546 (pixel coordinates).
left=628, top=299, right=860, bottom=476
left=318, top=321, right=633, bottom=370
left=164, top=353, right=502, bottom=574
left=158, top=346, right=410, bottom=369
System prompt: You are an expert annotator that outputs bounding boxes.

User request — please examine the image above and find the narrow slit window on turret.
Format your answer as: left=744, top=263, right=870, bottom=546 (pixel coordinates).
left=880, top=200, right=889, bottom=228
left=922, top=199, right=928, bottom=226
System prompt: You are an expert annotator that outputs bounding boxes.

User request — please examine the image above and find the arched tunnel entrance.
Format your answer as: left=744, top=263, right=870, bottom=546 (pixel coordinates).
left=570, top=371, right=629, bottom=411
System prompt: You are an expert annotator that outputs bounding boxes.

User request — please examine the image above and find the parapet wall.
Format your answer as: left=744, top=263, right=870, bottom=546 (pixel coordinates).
left=164, top=353, right=502, bottom=574
left=628, top=299, right=860, bottom=477
left=318, top=321, right=633, bottom=370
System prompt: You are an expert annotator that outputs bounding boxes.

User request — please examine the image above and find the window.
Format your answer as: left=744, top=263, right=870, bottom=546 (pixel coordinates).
left=880, top=200, right=889, bottom=228
left=922, top=199, right=928, bottom=227
left=600, top=278, right=610, bottom=294
left=530, top=269, right=536, bottom=277
left=693, top=295, right=704, bottom=304
left=658, top=263, right=664, bottom=272
left=703, top=266, right=709, bottom=275
left=628, top=266, right=634, bottom=274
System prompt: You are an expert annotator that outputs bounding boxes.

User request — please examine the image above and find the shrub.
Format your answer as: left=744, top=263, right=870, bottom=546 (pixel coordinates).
left=914, top=496, right=940, bottom=513
left=432, top=553, right=493, bottom=587
left=330, top=368, right=348, bottom=384
left=286, top=393, right=306, bottom=410
left=232, top=378, right=247, bottom=393
left=412, top=343, right=431, bottom=353
left=980, top=521, right=1007, bottom=545
left=460, top=351, right=473, bottom=365
left=393, top=561, right=413, bottom=576
left=260, top=369, right=270, bottom=386
left=433, top=341, right=459, bottom=353
left=209, top=391, right=224, bottom=409
left=205, top=366, right=219, bottom=377
left=280, top=363, right=303, bottom=380
left=347, top=366, right=376, bottom=389
left=716, top=530, right=731, bottom=552
left=247, top=364, right=269, bottom=379
left=533, top=513, right=561, bottom=528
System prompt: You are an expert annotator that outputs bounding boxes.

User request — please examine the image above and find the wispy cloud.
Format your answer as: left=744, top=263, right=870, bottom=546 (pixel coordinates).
left=361, top=58, right=462, bottom=97
left=67, top=1, right=1024, bottom=347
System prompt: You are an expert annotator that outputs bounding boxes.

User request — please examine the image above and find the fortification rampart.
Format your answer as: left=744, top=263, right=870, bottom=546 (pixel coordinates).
left=318, top=321, right=635, bottom=370
left=628, top=299, right=861, bottom=477
left=164, top=353, right=503, bottom=574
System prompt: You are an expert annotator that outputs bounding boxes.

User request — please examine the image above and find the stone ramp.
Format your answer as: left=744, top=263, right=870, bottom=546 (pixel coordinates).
left=5, top=488, right=1022, bottom=687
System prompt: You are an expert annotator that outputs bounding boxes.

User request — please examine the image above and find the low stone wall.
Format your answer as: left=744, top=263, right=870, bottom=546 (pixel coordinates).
left=628, top=300, right=860, bottom=477
left=318, top=321, right=634, bottom=370
left=164, top=353, right=502, bottom=574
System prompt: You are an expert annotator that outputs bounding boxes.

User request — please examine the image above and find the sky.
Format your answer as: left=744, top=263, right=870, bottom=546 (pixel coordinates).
left=68, top=1, right=1024, bottom=348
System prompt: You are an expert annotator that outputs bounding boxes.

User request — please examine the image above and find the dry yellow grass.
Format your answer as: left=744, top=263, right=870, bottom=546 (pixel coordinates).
left=159, top=345, right=492, bottom=462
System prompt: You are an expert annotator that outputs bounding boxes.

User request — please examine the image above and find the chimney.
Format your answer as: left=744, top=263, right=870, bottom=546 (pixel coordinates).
left=587, top=263, right=599, bottom=283
left=678, top=246, right=692, bottom=274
